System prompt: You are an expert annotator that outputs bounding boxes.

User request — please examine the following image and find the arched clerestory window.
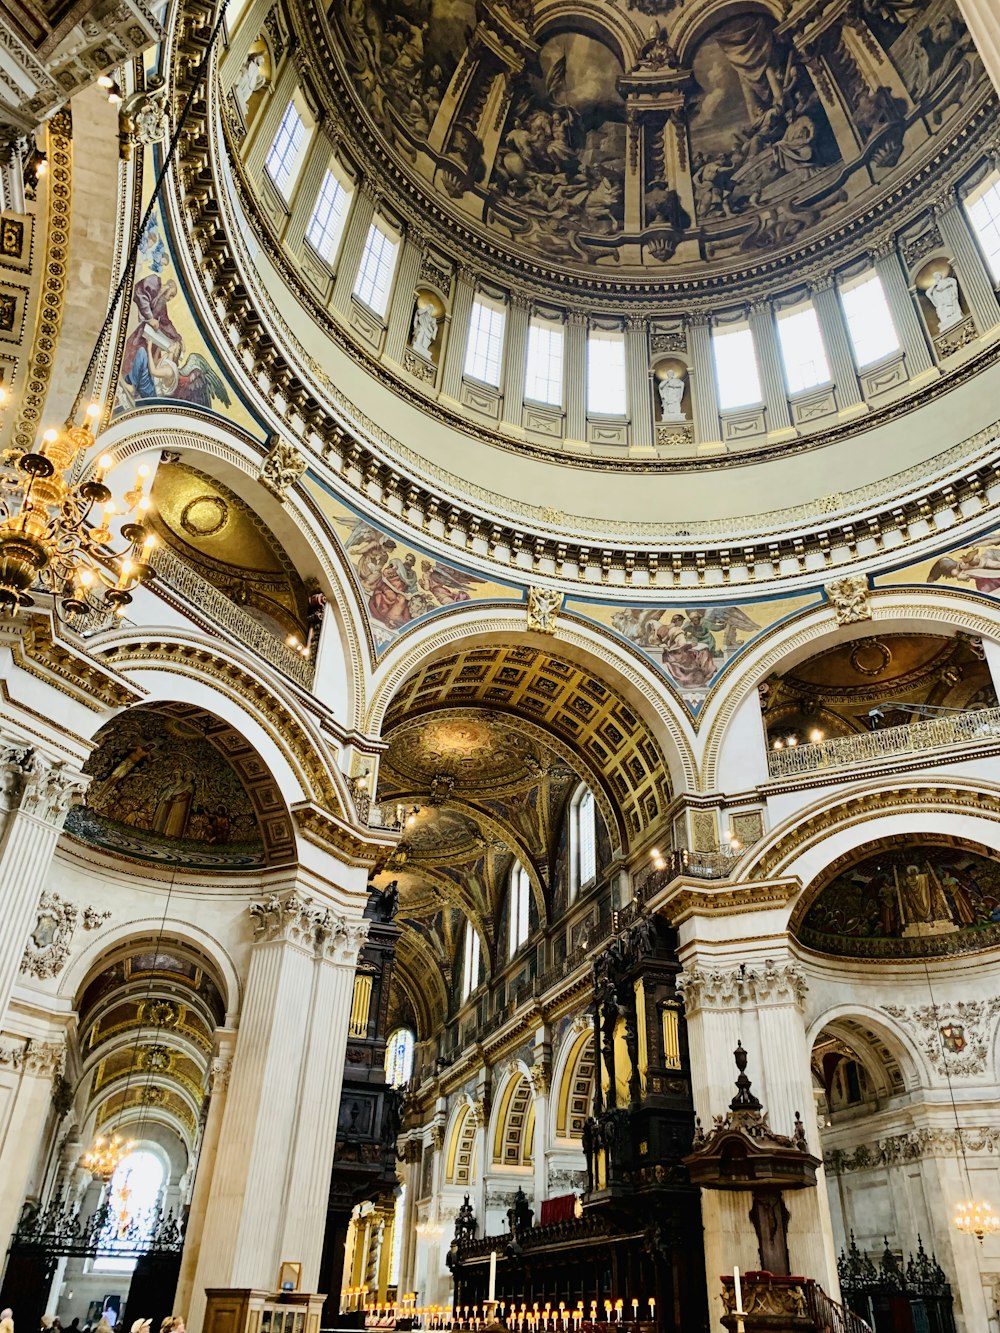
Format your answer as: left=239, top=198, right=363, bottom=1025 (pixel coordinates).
left=569, top=784, right=597, bottom=901
left=385, top=1025, right=415, bottom=1087
left=508, top=859, right=531, bottom=959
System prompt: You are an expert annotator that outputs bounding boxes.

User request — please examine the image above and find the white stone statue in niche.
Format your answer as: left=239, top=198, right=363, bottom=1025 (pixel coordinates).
left=235, top=50, right=268, bottom=119
left=926, top=269, right=962, bottom=332
left=411, top=303, right=439, bottom=358
left=657, top=367, right=686, bottom=420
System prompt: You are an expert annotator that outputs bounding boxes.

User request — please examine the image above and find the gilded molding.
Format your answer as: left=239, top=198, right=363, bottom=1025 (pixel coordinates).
left=11, top=111, right=72, bottom=453
left=5, top=615, right=144, bottom=712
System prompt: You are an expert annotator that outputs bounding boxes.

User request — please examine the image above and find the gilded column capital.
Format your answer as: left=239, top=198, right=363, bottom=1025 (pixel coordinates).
left=0, top=743, right=88, bottom=825
left=676, top=960, right=806, bottom=1014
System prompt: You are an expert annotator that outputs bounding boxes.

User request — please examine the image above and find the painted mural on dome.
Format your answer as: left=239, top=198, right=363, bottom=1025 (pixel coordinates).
left=331, top=0, right=983, bottom=266
left=64, top=710, right=265, bottom=868
left=566, top=591, right=821, bottom=715
left=304, top=476, right=524, bottom=651
left=114, top=207, right=235, bottom=418
left=799, top=844, right=1000, bottom=958
left=873, top=526, right=1000, bottom=599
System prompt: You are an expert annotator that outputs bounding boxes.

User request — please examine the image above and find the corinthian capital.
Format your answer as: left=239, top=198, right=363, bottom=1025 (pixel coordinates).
left=0, top=744, right=88, bottom=825
left=746, top=959, right=807, bottom=1008
left=249, top=890, right=369, bottom=964
left=676, top=965, right=747, bottom=1015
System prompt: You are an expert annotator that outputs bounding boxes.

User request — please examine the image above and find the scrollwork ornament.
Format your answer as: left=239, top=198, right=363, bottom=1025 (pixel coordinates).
left=0, top=747, right=88, bottom=824
left=21, top=892, right=78, bottom=979
left=258, top=435, right=307, bottom=498
left=825, top=574, right=871, bottom=625
left=526, top=586, right=561, bottom=634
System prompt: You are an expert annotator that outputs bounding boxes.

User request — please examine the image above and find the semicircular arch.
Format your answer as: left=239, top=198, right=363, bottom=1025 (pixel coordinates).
left=699, top=587, right=1000, bottom=793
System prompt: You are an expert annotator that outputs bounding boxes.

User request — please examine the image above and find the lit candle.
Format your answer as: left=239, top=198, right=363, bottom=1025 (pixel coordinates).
left=631, top=1302, right=637, bottom=1322
left=733, top=1268, right=743, bottom=1316
left=647, top=1300, right=654, bottom=1321
left=489, top=1250, right=497, bottom=1303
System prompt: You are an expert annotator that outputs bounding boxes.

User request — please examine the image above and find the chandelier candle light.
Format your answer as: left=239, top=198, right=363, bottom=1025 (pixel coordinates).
left=80, top=1131, right=136, bottom=1181
left=0, top=392, right=157, bottom=617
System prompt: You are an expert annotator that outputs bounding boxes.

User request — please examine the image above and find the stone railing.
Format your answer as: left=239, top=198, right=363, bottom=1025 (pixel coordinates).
left=150, top=545, right=315, bottom=689
left=767, top=706, right=1000, bottom=779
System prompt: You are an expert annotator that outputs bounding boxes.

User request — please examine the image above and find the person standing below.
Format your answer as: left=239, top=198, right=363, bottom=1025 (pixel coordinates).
left=0, top=1307, right=13, bottom=1333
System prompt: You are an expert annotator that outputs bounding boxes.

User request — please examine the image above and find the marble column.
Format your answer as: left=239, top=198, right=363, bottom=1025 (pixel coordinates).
left=0, top=742, right=87, bottom=1025
left=278, top=922, right=367, bottom=1278
left=956, top=0, right=1000, bottom=96
left=246, top=57, right=299, bottom=182
left=687, top=315, right=721, bottom=445
left=384, top=233, right=424, bottom=366
left=0, top=1038, right=67, bottom=1258
left=565, top=312, right=588, bottom=444
left=874, top=243, right=936, bottom=381
left=440, top=269, right=477, bottom=401
left=625, top=316, right=654, bottom=452
left=529, top=1063, right=551, bottom=1208
left=676, top=948, right=839, bottom=1326
left=173, top=1029, right=238, bottom=1318
left=186, top=891, right=368, bottom=1332
left=501, top=294, right=531, bottom=427
left=810, top=277, right=867, bottom=416
left=934, top=194, right=1000, bottom=334
left=748, top=301, right=794, bottom=438
left=331, top=185, right=377, bottom=315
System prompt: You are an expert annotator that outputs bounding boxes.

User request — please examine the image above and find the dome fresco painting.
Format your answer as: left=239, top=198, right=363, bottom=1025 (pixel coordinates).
left=327, top=0, right=985, bottom=278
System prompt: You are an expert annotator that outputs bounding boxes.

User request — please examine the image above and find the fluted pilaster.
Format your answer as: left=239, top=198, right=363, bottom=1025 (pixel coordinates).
left=285, top=142, right=331, bottom=253
left=625, top=317, right=653, bottom=450
left=440, top=269, right=477, bottom=400
left=501, top=294, right=531, bottom=426
left=935, top=195, right=1000, bottom=333
left=810, top=278, right=866, bottom=413
left=688, top=316, right=721, bottom=444
left=384, top=234, right=424, bottom=365
left=187, top=890, right=368, bottom=1330
left=246, top=58, right=298, bottom=182
left=331, top=186, right=377, bottom=315
left=565, top=312, right=588, bottom=442
left=748, top=302, right=793, bottom=436
left=875, top=244, right=935, bottom=380
left=0, top=742, right=87, bottom=1025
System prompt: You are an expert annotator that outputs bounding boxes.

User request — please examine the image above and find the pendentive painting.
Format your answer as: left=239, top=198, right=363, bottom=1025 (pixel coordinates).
left=800, top=843, right=1000, bottom=958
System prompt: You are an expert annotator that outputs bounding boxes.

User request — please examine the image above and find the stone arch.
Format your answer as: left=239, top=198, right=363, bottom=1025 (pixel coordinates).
left=699, top=587, right=1000, bottom=792
left=88, top=628, right=352, bottom=822
left=491, top=1068, right=535, bottom=1169
left=806, top=1006, right=930, bottom=1095
left=92, top=410, right=369, bottom=728
left=743, top=778, right=1000, bottom=898
left=369, top=613, right=695, bottom=845
left=552, top=1022, right=596, bottom=1140
left=445, top=1100, right=480, bottom=1187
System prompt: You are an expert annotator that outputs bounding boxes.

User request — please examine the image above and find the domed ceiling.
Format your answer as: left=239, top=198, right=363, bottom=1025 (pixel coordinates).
left=329, top=0, right=988, bottom=281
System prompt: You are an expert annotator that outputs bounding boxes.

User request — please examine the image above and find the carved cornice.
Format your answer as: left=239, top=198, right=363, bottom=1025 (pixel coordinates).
left=0, top=1037, right=66, bottom=1078
left=293, top=800, right=398, bottom=869
left=652, top=877, right=799, bottom=925
left=826, top=1125, right=1000, bottom=1173
left=4, top=614, right=145, bottom=712
left=676, top=960, right=807, bottom=1015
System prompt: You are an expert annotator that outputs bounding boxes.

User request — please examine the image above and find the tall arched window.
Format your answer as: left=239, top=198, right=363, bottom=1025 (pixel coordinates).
left=570, top=785, right=597, bottom=900
left=461, top=920, right=481, bottom=1002
left=95, top=1146, right=166, bottom=1272
left=385, top=1026, right=415, bottom=1087
left=508, top=860, right=530, bottom=959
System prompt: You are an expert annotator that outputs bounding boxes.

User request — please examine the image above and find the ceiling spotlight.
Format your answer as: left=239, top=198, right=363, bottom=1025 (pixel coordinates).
left=809, top=728, right=825, bottom=743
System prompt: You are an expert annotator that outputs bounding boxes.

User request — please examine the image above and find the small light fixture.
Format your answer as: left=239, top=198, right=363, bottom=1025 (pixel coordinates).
left=953, top=1199, right=1000, bottom=1243
left=809, top=728, right=825, bottom=743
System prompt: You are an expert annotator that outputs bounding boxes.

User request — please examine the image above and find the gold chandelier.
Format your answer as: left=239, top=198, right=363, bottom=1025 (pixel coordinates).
left=0, top=392, right=156, bottom=617
left=953, top=1199, right=1000, bottom=1243
left=81, top=1132, right=135, bottom=1181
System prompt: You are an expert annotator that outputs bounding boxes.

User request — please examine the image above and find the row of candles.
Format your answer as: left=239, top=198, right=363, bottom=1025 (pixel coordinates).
left=351, top=1300, right=658, bottom=1327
